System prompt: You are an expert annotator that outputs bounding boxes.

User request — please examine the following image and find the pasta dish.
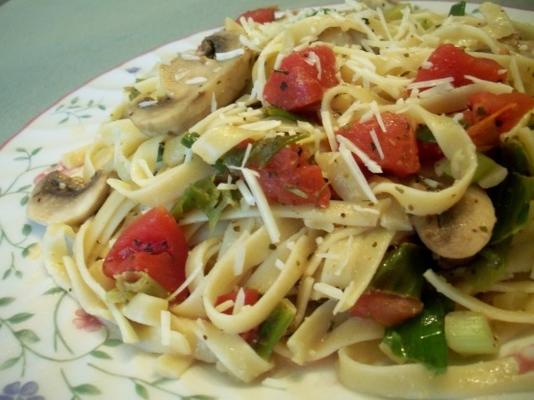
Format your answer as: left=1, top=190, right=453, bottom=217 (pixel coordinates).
left=27, top=1, right=534, bottom=398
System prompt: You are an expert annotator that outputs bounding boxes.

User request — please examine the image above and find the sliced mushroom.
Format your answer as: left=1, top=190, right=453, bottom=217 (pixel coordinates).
left=411, top=186, right=496, bottom=259
left=27, top=171, right=110, bottom=225
left=127, top=31, right=253, bottom=136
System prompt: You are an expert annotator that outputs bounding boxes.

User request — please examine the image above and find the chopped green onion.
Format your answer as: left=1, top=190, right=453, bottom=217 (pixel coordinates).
left=415, top=125, right=436, bottom=143
left=381, top=295, right=453, bottom=373
left=255, top=299, right=296, bottom=359
left=445, top=311, right=498, bottom=355
left=107, top=271, right=168, bottom=303
left=264, top=107, right=305, bottom=122
left=490, top=172, right=534, bottom=243
left=372, top=243, right=431, bottom=298
left=449, top=1, right=466, bottom=16
left=180, top=132, right=200, bottom=148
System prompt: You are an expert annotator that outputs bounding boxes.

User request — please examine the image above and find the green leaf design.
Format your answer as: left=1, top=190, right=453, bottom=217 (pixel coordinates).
left=20, top=195, right=29, bottom=206
left=0, top=297, right=15, bottom=306
left=31, top=147, right=42, bottom=156
left=15, top=329, right=40, bottom=343
left=2, top=269, right=11, bottom=280
left=134, top=383, right=149, bottom=399
left=183, top=396, right=216, bottom=400
left=22, top=224, right=32, bottom=236
left=73, top=384, right=101, bottom=395
left=70, top=96, right=79, bottom=105
left=59, top=117, right=69, bottom=124
left=98, top=104, right=106, bottom=110
left=22, top=243, right=35, bottom=257
left=15, top=271, right=22, bottom=278
left=0, top=357, right=19, bottom=370
left=15, top=147, right=25, bottom=152
left=90, top=350, right=111, bottom=359
left=7, top=312, right=33, bottom=323
left=17, top=184, right=32, bottom=192
left=44, top=287, right=65, bottom=295
left=103, top=338, right=122, bottom=347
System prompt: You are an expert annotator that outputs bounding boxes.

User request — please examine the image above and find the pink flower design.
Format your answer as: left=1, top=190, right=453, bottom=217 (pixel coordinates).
left=72, top=308, right=103, bottom=332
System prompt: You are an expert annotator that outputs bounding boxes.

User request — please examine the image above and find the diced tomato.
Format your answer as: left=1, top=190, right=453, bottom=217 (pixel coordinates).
left=216, top=288, right=261, bottom=344
left=264, top=45, right=338, bottom=112
left=466, top=91, right=534, bottom=133
left=103, top=207, right=188, bottom=293
left=336, top=112, right=420, bottom=177
left=256, top=147, right=330, bottom=208
left=414, top=44, right=505, bottom=88
left=237, top=7, right=277, bottom=24
left=350, top=290, right=424, bottom=327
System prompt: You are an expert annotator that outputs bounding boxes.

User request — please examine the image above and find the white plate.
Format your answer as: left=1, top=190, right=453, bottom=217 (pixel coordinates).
left=0, top=2, right=532, bottom=399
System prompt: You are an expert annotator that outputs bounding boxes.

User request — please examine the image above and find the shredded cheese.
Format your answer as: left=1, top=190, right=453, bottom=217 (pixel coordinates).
left=215, top=299, right=235, bottom=313
left=241, top=168, right=280, bottom=243
left=314, top=282, right=344, bottom=300
left=338, top=144, right=378, bottom=203
left=275, top=258, right=285, bottom=270
left=236, top=179, right=256, bottom=206
left=215, top=48, right=245, bottom=61
left=407, top=76, right=454, bottom=90
left=210, top=93, right=217, bottom=113
left=160, top=310, right=171, bottom=346
left=320, top=110, right=338, bottom=151
left=233, top=288, right=246, bottom=315
left=234, top=231, right=249, bottom=276
left=337, top=135, right=382, bottom=174
left=185, top=76, right=208, bottom=85
left=180, top=52, right=200, bottom=61
left=369, top=128, right=384, bottom=160
left=370, top=101, right=386, bottom=133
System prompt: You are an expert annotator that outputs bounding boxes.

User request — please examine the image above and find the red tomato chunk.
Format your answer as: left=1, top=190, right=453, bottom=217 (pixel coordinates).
left=414, top=44, right=505, bottom=88
left=263, top=45, right=338, bottom=112
left=237, top=7, right=277, bottom=24
left=350, top=290, right=424, bottom=327
left=216, top=288, right=261, bottom=343
left=256, top=146, right=331, bottom=208
left=337, top=112, right=420, bottom=177
left=103, top=207, right=188, bottom=293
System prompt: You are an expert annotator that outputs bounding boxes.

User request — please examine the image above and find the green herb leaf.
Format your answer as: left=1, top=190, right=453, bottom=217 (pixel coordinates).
left=180, top=132, right=200, bottom=148
left=135, top=383, right=149, bottom=399
left=449, top=1, right=466, bottom=16
left=72, top=384, right=101, bottom=395
left=415, top=125, right=436, bottom=143
left=500, top=139, right=533, bottom=176
left=248, top=132, right=308, bottom=168
left=382, top=295, right=453, bottom=373
left=447, top=241, right=509, bottom=294
left=264, top=107, right=305, bottom=122
left=490, top=172, right=534, bottom=243
left=372, top=243, right=432, bottom=298
left=126, top=86, right=141, bottom=101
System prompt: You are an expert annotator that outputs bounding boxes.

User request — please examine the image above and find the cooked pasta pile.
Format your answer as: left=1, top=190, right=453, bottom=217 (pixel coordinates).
left=31, top=1, right=534, bottom=398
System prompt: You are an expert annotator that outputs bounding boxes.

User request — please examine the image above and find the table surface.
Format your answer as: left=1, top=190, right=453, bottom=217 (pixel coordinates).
left=0, top=0, right=532, bottom=145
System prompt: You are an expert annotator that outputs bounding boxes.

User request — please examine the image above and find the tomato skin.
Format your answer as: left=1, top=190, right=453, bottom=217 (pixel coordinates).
left=414, top=44, right=505, bottom=88
left=216, top=288, right=261, bottom=344
left=257, top=147, right=331, bottom=208
left=336, top=112, right=420, bottom=177
left=417, top=141, right=444, bottom=165
left=263, top=45, right=338, bottom=112
left=237, top=7, right=277, bottom=24
left=103, top=207, right=188, bottom=293
left=350, top=290, right=424, bottom=327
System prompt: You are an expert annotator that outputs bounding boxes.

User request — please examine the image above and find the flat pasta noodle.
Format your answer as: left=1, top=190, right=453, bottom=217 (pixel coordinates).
left=31, top=1, right=534, bottom=396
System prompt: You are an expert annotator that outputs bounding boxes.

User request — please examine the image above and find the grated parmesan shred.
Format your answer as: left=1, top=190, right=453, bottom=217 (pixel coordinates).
left=369, top=128, right=384, bottom=160
left=215, top=48, right=245, bottom=61
left=314, top=282, right=344, bottom=300
left=233, top=288, right=246, bottom=315
left=338, top=143, right=378, bottom=203
left=337, top=135, right=382, bottom=174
